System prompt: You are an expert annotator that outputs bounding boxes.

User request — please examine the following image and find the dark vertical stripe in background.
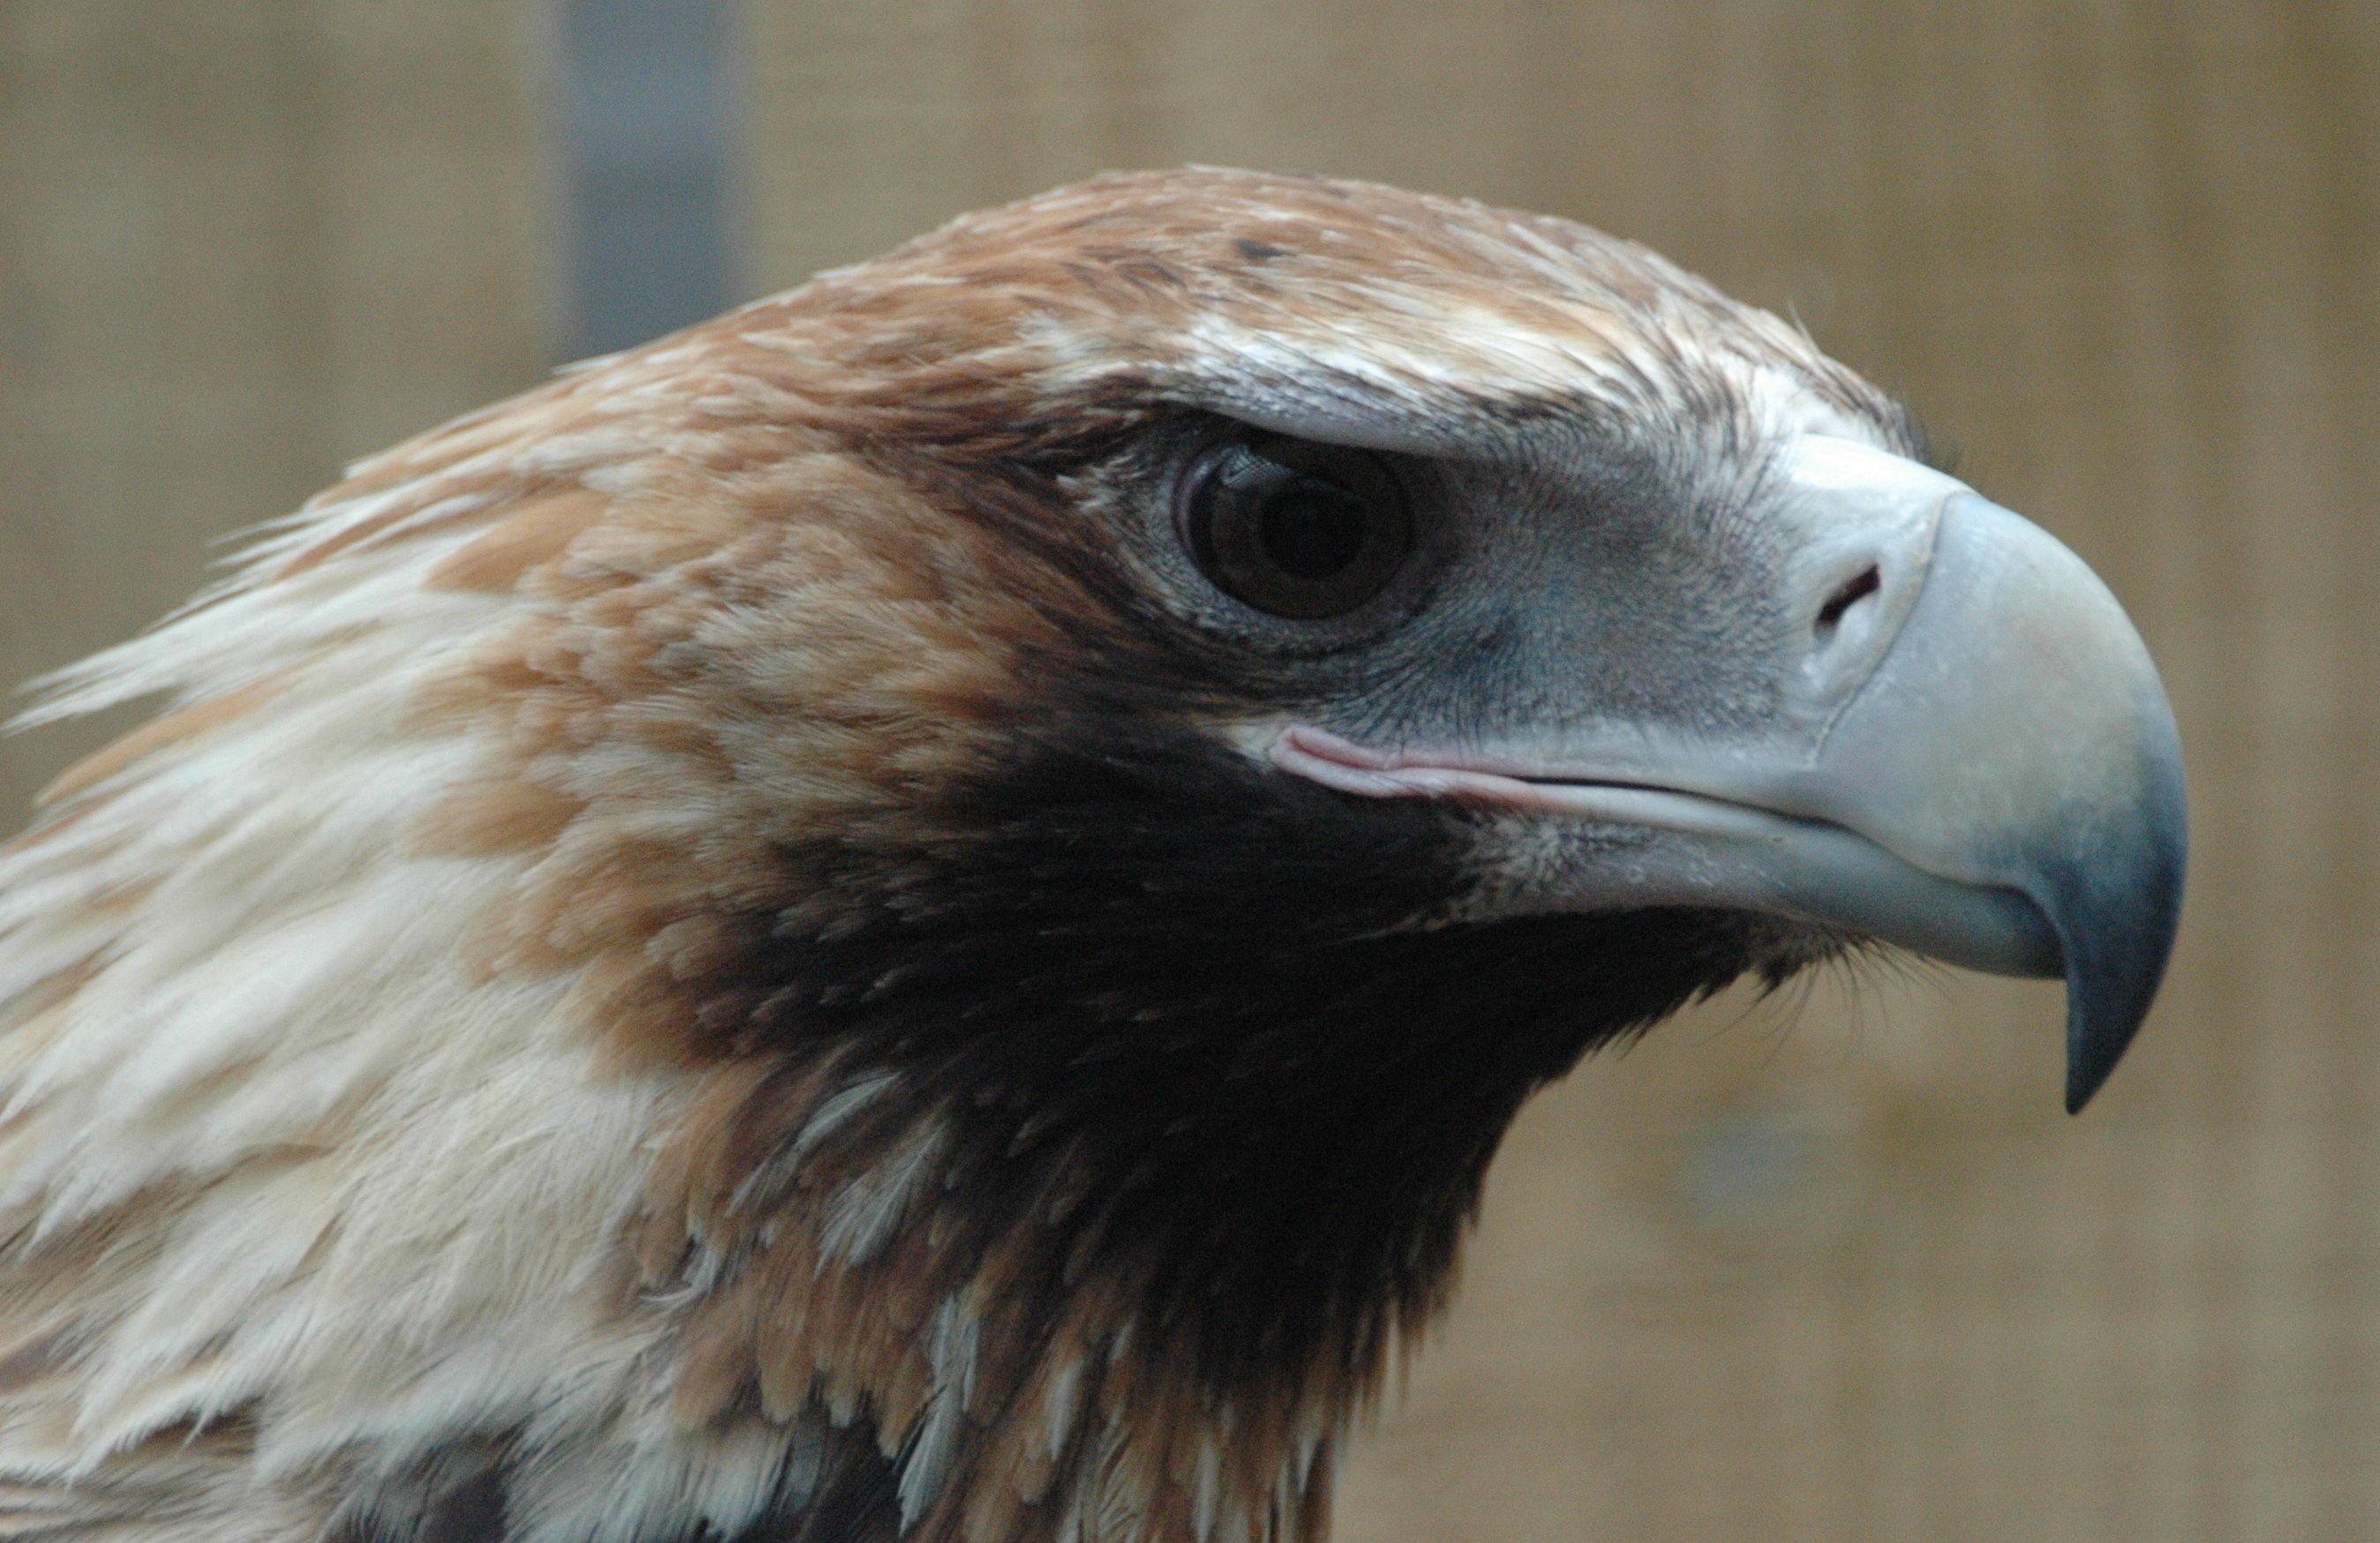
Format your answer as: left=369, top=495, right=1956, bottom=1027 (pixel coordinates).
left=558, top=0, right=741, bottom=358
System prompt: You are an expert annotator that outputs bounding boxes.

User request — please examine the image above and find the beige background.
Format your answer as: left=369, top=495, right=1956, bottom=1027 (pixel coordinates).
left=0, top=2, right=552, bottom=815
left=4, top=3, right=2375, bottom=1539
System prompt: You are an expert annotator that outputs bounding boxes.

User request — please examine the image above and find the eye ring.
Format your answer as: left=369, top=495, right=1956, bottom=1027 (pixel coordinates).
left=1178, top=433, right=1414, bottom=621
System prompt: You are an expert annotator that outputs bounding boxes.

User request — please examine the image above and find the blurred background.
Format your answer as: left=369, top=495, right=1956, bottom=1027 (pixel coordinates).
left=1, top=3, right=2372, bottom=1538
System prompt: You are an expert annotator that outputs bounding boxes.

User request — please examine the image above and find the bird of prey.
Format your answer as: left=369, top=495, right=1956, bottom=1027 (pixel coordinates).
left=0, top=169, right=2183, bottom=1542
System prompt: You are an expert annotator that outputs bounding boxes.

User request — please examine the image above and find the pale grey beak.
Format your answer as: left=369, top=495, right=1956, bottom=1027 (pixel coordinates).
left=1272, top=436, right=2187, bottom=1111
left=1783, top=484, right=2187, bottom=1110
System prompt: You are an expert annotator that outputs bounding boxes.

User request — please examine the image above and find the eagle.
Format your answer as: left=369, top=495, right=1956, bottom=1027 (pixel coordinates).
left=0, top=169, right=2182, bottom=1542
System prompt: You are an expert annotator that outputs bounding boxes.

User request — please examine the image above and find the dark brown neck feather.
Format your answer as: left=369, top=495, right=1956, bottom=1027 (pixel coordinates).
left=634, top=723, right=1777, bottom=1541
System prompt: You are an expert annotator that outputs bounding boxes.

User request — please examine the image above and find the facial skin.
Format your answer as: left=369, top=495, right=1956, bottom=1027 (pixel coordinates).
left=1044, top=336, right=2179, bottom=1116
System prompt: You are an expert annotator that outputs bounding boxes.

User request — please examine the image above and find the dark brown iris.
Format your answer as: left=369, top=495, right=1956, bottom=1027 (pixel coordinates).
left=1181, top=433, right=1413, bottom=620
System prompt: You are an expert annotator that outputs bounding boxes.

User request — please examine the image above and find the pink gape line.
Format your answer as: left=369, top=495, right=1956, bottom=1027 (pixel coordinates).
left=1267, top=726, right=1812, bottom=848
left=1268, top=725, right=1591, bottom=812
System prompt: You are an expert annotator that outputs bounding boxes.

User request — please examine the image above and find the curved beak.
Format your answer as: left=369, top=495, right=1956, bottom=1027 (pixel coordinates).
left=1783, top=489, right=2188, bottom=1110
left=1272, top=437, right=2188, bottom=1112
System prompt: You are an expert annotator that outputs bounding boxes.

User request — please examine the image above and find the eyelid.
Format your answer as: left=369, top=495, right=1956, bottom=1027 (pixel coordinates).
left=1213, top=441, right=1290, bottom=492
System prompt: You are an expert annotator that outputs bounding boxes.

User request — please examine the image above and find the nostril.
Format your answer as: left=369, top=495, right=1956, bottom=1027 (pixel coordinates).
left=1814, top=565, right=1881, bottom=645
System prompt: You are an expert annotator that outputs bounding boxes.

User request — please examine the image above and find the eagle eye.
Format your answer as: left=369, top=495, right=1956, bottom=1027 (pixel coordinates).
left=1179, top=434, right=1413, bottom=621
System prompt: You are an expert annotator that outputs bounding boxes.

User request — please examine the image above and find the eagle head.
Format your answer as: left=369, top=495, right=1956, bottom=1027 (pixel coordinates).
left=0, top=169, right=2183, bottom=1542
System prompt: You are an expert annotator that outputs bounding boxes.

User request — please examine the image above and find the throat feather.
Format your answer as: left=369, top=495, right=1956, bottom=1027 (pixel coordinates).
left=636, top=728, right=1775, bottom=1541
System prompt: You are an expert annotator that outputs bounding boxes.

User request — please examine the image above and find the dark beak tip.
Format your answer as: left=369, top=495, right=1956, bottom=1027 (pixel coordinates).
left=2058, top=848, right=2186, bottom=1117
left=2063, top=1007, right=2135, bottom=1114
left=2051, top=723, right=2188, bottom=1116
left=2060, top=942, right=2173, bottom=1114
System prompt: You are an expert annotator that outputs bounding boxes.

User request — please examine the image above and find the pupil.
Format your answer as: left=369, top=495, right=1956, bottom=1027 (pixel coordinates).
left=1259, top=482, right=1368, bottom=581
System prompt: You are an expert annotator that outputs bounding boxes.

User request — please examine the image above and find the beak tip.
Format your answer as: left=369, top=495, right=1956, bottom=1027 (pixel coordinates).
left=2064, top=970, right=2157, bottom=1113
left=2055, top=809, right=2186, bottom=1116
left=2060, top=937, right=2174, bottom=1114
left=2064, top=1015, right=2131, bottom=1114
